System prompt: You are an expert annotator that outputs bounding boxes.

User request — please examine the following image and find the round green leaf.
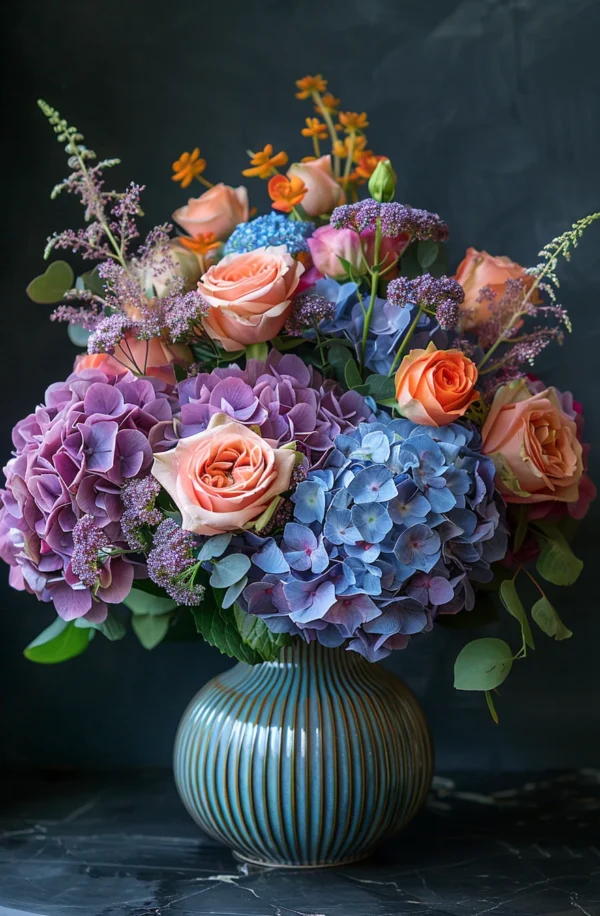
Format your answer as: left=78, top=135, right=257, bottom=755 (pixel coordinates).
left=123, top=588, right=177, bottom=616
left=531, top=597, right=573, bottom=641
left=454, top=638, right=514, bottom=691
left=24, top=618, right=91, bottom=664
left=131, top=614, right=171, bottom=649
left=26, top=261, right=75, bottom=304
left=417, top=240, right=439, bottom=269
left=535, top=524, right=583, bottom=586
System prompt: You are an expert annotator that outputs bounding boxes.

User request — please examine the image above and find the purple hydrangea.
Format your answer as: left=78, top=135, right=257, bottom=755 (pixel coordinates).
left=239, top=416, right=507, bottom=661
left=176, top=350, right=373, bottom=468
left=0, top=368, right=176, bottom=622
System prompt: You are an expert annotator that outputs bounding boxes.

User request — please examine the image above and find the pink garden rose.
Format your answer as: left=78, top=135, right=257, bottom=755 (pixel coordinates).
left=152, top=413, right=296, bottom=535
left=481, top=380, right=584, bottom=504
left=173, top=183, right=249, bottom=241
left=287, top=155, right=344, bottom=217
left=198, top=245, right=305, bottom=351
left=307, top=224, right=410, bottom=280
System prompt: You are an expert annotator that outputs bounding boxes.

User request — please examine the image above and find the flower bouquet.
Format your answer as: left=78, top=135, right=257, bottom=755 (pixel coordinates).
left=2, top=76, right=597, bottom=865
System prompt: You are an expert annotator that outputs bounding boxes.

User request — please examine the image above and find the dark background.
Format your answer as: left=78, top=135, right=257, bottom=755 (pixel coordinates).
left=2, top=0, right=599, bottom=772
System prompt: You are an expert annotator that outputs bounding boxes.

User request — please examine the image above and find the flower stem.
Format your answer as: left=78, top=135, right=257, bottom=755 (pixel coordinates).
left=342, top=131, right=356, bottom=190
left=360, top=217, right=382, bottom=368
left=388, top=305, right=424, bottom=376
left=311, top=90, right=340, bottom=177
left=312, top=135, right=321, bottom=158
left=194, top=174, right=215, bottom=189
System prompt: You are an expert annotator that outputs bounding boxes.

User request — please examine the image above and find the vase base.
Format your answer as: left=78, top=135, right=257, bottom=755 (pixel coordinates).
left=232, top=848, right=374, bottom=869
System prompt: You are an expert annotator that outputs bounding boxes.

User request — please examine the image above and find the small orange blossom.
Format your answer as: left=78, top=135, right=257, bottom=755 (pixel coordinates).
left=337, top=111, right=369, bottom=133
left=178, top=232, right=220, bottom=257
left=301, top=118, right=328, bottom=140
left=242, top=144, right=289, bottom=179
left=267, top=174, right=307, bottom=213
left=295, top=74, right=328, bottom=99
left=316, top=92, right=340, bottom=114
left=171, top=148, right=207, bottom=189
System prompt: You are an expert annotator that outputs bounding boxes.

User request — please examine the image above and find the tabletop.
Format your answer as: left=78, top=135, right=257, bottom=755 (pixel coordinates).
left=0, top=769, right=599, bottom=916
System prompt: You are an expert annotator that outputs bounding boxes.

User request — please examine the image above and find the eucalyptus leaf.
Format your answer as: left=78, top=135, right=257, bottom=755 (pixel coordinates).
left=24, top=618, right=91, bottom=664
left=67, top=323, right=91, bottom=348
left=531, top=596, right=573, bottom=641
left=233, top=604, right=292, bottom=661
left=499, top=579, right=535, bottom=650
left=534, top=523, right=583, bottom=586
left=512, top=505, right=529, bottom=553
left=417, top=240, right=439, bottom=270
left=454, top=638, right=514, bottom=691
left=364, top=374, right=396, bottom=400
left=210, top=554, right=251, bottom=589
left=344, top=358, right=363, bottom=390
left=123, top=588, right=177, bottom=616
left=271, top=336, right=305, bottom=352
left=26, top=261, right=75, bottom=304
left=485, top=690, right=500, bottom=724
left=399, top=242, right=421, bottom=279
left=428, top=243, right=449, bottom=278
left=132, top=613, right=171, bottom=649
left=81, top=266, right=105, bottom=296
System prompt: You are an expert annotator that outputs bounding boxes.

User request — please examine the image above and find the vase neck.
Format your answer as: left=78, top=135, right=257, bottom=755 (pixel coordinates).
left=273, top=639, right=367, bottom=672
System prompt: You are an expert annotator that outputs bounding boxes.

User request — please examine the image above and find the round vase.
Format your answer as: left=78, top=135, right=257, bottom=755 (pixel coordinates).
left=173, top=640, right=433, bottom=868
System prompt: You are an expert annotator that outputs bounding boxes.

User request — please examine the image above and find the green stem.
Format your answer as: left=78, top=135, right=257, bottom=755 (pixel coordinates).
left=70, top=139, right=128, bottom=270
left=360, top=218, right=383, bottom=368
left=342, top=131, right=356, bottom=189
left=311, top=90, right=340, bottom=177
left=388, top=305, right=424, bottom=376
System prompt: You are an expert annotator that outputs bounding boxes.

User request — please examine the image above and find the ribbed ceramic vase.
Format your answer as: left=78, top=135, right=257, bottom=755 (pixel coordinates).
left=173, top=641, right=433, bottom=867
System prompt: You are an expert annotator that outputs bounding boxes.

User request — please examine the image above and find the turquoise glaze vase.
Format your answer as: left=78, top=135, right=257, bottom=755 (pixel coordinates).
left=173, top=640, right=433, bottom=867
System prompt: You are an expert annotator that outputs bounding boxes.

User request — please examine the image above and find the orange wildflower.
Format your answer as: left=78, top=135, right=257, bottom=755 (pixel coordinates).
left=353, top=152, right=388, bottom=182
left=317, top=92, right=340, bottom=115
left=171, top=148, right=207, bottom=189
left=178, top=232, right=220, bottom=257
left=267, top=174, right=307, bottom=213
left=301, top=118, right=328, bottom=140
left=333, top=134, right=367, bottom=160
left=295, top=74, right=328, bottom=99
left=242, top=144, right=289, bottom=179
left=337, top=111, right=369, bottom=133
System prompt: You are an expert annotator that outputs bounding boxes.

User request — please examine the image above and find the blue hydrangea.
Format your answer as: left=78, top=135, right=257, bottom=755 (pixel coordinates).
left=223, top=213, right=315, bottom=256
left=239, top=415, right=507, bottom=662
left=303, top=278, right=447, bottom=376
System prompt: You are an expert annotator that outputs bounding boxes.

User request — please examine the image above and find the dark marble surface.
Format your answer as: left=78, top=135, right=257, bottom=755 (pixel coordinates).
left=0, top=770, right=599, bottom=916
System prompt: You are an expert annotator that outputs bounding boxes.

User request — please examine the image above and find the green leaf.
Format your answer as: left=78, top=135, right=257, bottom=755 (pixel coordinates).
left=74, top=608, right=126, bottom=641
left=81, top=266, right=105, bottom=296
left=488, top=452, right=532, bottom=499
left=485, top=690, right=500, bottom=724
left=173, top=362, right=188, bottom=383
left=131, top=613, right=171, bottom=649
left=328, top=344, right=352, bottom=383
left=363, top=374, right=396, bottom=400
left=344, top=358, right=363, bottom=390
left=191, top=594, right=261, bottom=664
left=428, top=242, right=449, bottom=278
left=512, top=505, right=529, bottom=553
left=454, top=638, right=514, bottom=691
left=26, top=261, right=75, bottom=304
left=531, top=596, right=573, bottom=641
left=399, top=242, right=421, bottom=279
left=123, top=587, right=177, bottom=617
left=245, top=342, right=269, bottom=362
left=67, top=323, right=90, bottom=348
left=271, top=336, right=305, bottom=352
left=417, top=240, right=439, bottom=269
left=534, top=522, right=583, bottom=586
left=233, top=604, right=291, bottom=661
left=24, top=618, right=91, bottom=664
left=500, top=579, right=535, bottom=650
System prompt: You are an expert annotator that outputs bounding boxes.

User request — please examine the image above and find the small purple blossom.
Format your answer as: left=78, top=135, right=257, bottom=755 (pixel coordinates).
left=387, top=274, right=465, bottom=330
left=147, top=519, right=205, bottom=606
left=331, top=201, right=449, bottom=241
left=72, top=515, right=109, bottom=588
left=121, top=477, right=163, bottom=550
left=284, top=294, right=335, bottom=337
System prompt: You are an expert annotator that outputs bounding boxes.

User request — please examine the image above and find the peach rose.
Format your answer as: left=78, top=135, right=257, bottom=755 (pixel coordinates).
left=173, top=183, right=249, bottom=241
left=152, top=413, right=296, bottom=535
left=455, top=248, right=536, bottom=329
left=74, top=335, right=193, bottom=385
left=199, top=245, right=304, bottom=351
left=394, top=342, right=479, bottom=426
left=481, top=380, right=583, bottom=503
left=287, top=155, right=344, bottom=217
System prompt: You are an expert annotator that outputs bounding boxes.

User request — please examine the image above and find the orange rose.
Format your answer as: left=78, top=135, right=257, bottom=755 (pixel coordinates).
left=152, top=413, right=296, bottom=535
left=199, top=245, right=304, bottom=351
left=173, top=183, right=249, bottom=241
left=74, top=335, right=193, bottom=385
left=481, top=380, right=583, bottom=503
left=394, top=342, right=479, bottom=427
left=286, top=155, right=344, bottom=217
left=455, top=248, right=536, bottom=329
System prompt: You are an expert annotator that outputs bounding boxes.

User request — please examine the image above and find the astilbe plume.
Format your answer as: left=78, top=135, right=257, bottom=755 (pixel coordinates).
left=387, top=274, right=465, bottom=331
left=238, top=416, right=507, bottom=660
left=147, top=519, right=205, bottom=606
left=331, top=201, right=449, bottom=241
